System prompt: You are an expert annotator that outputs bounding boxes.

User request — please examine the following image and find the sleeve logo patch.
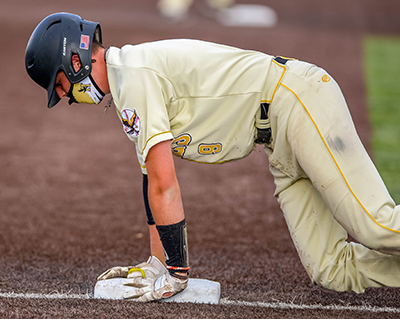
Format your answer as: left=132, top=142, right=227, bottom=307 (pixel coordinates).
left=121, top=109, right=141, bottom=137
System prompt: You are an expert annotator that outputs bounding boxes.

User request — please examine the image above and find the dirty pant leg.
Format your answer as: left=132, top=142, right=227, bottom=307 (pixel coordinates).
left=289, top=68, right=400, bottom=254
left=267, top=62, right=400, bottom=292
left=272, top=167, right=400, bottom=293
left=270, top=63, right=400, bottom=253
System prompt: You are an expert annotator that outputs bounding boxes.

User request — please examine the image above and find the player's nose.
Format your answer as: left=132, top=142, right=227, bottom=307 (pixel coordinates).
left=55, top=86, right=68, bottom=99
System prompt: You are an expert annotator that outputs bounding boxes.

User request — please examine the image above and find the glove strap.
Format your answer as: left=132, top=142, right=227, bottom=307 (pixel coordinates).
left=166, top=266, right=190, bottom=280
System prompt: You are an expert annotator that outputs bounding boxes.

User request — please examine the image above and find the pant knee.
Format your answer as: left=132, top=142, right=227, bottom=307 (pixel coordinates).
left=305, top=242, right=367, bottom=293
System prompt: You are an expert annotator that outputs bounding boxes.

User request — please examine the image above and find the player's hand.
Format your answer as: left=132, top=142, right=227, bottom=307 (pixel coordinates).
left=97, top=266, right=131, bottom=281
left=123, top=272, right=188, bottom=301
left=122, top=256, right=188, bottom=301
left=97, top=256, right=166, bottom=282
left=97, top=256, right=188, bottom=301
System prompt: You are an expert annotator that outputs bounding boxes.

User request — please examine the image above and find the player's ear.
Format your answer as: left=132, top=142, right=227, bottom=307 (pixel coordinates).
left=71, top=54, right=82, bottom=73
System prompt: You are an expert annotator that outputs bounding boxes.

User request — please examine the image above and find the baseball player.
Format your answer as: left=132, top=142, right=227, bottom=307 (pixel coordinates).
left=25, top=13, right=400, bottom=301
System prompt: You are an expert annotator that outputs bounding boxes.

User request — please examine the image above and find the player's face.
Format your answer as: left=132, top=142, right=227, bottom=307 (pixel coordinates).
left=54, top=71, right=71, bottom=99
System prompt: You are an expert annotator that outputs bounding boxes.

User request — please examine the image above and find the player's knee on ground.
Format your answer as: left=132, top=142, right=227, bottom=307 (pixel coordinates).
left=305, top=242, right=367, bottom=293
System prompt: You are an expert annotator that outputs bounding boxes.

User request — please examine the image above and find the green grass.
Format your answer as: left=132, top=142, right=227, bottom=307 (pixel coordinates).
left=364, top=36, right=400, bottom=202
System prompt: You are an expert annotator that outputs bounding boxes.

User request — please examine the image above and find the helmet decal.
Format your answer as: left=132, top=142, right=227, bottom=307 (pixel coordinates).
left=80, top=35, right=90, bottom=50
left=63, top=37, right=67, bottom=56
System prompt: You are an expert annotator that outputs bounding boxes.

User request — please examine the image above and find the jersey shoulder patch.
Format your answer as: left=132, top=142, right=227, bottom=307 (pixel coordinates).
left=121, top=108, right=141, bottom=137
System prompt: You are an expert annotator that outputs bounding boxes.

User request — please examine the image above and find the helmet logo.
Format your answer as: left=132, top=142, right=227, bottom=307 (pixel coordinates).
left=63, top=37, right=67, bottom=56
left=80, top=35, right=90, bottom=50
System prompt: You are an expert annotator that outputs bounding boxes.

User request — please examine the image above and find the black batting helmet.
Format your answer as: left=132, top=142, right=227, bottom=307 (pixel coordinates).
left=25, top=12, right=102, bottom=108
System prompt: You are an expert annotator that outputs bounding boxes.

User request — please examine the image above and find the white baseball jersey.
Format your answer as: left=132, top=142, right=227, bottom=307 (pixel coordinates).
left=106, top=39, right=273, bottom=173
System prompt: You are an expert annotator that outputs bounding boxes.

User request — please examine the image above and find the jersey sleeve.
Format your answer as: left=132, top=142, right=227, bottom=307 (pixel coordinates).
left=114, top=67, right=174, bottom=173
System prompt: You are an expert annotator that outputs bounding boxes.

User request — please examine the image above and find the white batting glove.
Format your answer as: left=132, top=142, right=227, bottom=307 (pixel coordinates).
left=97, top=266, right=131, bottom=281
left=97, top=256, right=166, bottom=283
left=123, top=271, right=188, bottom=301
left=122, top=256, right=188, bottom=301
left=97, top=256, right=188, bottom=301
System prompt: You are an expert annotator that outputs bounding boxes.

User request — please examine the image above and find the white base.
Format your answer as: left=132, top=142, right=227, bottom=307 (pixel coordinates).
left=94, top=278, right=221, bottom=304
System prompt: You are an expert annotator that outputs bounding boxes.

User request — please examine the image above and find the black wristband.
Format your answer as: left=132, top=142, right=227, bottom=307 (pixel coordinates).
left=156, top=219, right=190, bottom=277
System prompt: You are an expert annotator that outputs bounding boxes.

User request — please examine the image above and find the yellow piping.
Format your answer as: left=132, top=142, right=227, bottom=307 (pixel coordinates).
left=141, top=131, right=172, bottom=155
left=261, top=60, right=287, bottom=104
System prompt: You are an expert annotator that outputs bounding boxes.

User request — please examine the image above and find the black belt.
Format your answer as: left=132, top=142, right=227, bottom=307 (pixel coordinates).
left=274, top=56, right=290, bottom=65
left=254, top=57, right=290, bottom=144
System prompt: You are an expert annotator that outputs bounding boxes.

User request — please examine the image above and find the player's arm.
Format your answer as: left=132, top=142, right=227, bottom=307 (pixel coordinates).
left=142, top=173, right=166, bottom=265
left=145, top=139, right=184, bottom=226
left=145, top=140, right=190, bottom=280
left=98, top=140, right=189, bottom=301
left=105, top=140, right=189, bottom=301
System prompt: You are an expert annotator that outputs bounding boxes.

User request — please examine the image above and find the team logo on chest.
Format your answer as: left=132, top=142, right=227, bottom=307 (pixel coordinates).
left=121, top=109, right=141, bottom=137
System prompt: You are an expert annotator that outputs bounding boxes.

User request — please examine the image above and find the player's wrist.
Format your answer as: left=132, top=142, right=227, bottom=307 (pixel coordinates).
left=167, top=265, right=190, bottom=280
left=156, top=219, right=190, bottom=280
